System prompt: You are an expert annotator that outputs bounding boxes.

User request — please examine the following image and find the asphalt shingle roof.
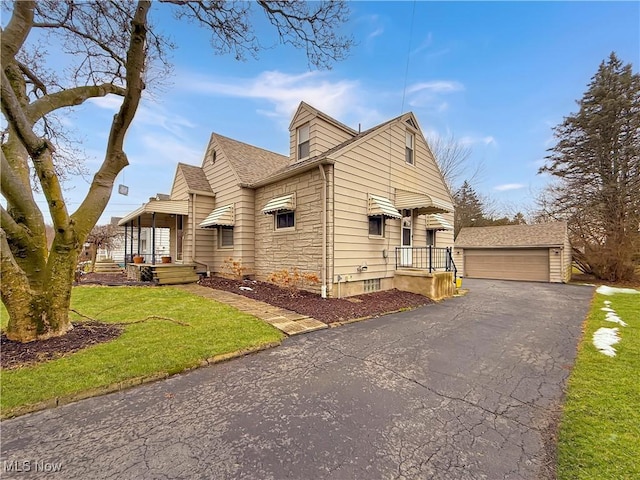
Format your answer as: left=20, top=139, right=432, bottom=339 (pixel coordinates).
left=177, top=163, right=212, bottom=193
left=455, top=222, right=568, bottom=248
left=214, top=134, right=290, bottom=185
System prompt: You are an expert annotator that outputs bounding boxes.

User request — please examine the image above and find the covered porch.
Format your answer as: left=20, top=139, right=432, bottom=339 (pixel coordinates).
left=118, top=197, right=187, bottom=266
left=118, top=198, right=200, bottom=285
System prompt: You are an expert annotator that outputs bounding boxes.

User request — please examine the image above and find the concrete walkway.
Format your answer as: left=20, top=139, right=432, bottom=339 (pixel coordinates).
left=174, top=284, right=328, bottom=336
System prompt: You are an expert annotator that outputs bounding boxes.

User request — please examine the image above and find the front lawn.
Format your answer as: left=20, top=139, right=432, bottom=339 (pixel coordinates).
left=0, top=286, right=283, bottom=417
left=557, top=289, right=640, bottom=479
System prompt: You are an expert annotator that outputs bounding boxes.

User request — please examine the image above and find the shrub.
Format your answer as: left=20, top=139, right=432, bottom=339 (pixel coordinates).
left=220, top=257, right=247, bottom=280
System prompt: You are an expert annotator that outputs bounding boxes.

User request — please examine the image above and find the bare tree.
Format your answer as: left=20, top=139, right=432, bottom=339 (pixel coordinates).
left=85, top=224, right=123, bottom=271
left=428, top=132, right=487, bottom=194
left=1, top=0, right=352, bottom=342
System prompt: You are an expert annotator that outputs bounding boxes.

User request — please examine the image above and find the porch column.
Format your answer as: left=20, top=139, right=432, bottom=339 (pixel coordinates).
left=152, top=212, right=156, bottom=265
left=124, top=223, right=128, bottom=266
left=137, top=216, right=142, bottom=259
left=129, top=220, right=134, bottom=262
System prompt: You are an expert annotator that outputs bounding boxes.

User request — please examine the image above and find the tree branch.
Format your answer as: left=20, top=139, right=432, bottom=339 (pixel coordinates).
left=27, top=83, right=127, bottom=123
left=0, top=1, right=35, bottom=67
left=1, top=69, right=70, bottom=232
left=73, top=1, right=151, bottom=237
left=0, top=148, right=43, bottom=226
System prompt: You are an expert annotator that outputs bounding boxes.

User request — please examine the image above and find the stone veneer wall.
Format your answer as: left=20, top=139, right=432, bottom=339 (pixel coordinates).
left=254, top=166, right=333, bottom=293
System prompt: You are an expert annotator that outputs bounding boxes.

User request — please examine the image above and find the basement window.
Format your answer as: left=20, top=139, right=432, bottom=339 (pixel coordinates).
left=364, top=278, right=381, bottom=292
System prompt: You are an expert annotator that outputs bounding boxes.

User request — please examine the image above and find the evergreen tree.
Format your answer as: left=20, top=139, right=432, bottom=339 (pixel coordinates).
left=453, top=180, right=486, bottom=238
left=539, top=53, right=640, bottom=281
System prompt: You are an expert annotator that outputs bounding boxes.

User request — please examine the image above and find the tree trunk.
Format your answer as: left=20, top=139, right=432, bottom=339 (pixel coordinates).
left=2, top=246, right=77, bottom=342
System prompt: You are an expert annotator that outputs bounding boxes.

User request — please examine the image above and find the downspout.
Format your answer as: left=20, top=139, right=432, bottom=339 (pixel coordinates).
left=318, top=164, right=327, bottom=299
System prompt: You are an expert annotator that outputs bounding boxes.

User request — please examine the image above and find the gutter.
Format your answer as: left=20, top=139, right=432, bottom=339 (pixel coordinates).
left=318, top=164, right=328, bottom=298
left=242, top=158, right=335, bottom=189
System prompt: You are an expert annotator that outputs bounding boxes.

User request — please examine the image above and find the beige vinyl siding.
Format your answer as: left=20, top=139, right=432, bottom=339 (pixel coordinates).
left=563, top=230, right=572, bottom=282
left=189, top=194, right=216, bottom=266
left=289, top=105, right=354, bottom=160
left=332, top=117, right=454, bottom=288
left=198, top=136, right=256, bottom=274
left=254, top=166, right=333, bottom=292
left=549, top=247, right=564, bottom=283
left=170, top=169, right=189, bottom=200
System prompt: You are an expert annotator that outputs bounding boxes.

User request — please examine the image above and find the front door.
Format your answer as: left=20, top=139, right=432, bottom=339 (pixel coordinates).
left=401, top=209, right=412, bottom=267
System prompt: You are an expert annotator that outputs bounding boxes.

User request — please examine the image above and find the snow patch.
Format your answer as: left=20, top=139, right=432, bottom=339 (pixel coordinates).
left=600, top=307, right=615, bottom=312
left=604, top=311, right=628, bottom=327
left=593, top=327, right=621, bottom=357
left=596, top=285, right=640, bottom=295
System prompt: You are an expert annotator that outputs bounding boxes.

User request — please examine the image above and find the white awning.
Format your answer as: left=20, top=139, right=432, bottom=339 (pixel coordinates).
left=426, top=214, right=454, bottom=231
left=200, top=204, right=234, bottom=228
left=262, top=193, right=296, bottom=214
left=368, top=194, right=402, bottom=219
left=395, top=189, right=454, bottom=214
left=118, top=200, right=189, bottom=225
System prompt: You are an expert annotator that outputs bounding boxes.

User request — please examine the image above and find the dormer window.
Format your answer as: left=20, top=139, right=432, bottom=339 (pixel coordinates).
left=405, top=131, right=414, bottom=165
left=297, top=123, right=310, bottom=160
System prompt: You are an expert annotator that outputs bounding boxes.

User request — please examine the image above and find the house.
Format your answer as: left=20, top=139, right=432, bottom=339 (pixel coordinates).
left=119, top=102, right=456, bottom=297
left=454, top=222, right=572, bottom=283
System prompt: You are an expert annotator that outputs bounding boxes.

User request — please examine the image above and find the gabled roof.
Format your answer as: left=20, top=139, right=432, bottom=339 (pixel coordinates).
left=177, top=163, right=212, bottom=193
left=248, top=114, right=402, bottom=188
left=213, top=133, right=290, bottom=185
left=289, top=101, right=358, bottom=136
left=455, top=222, right=568, bottom=248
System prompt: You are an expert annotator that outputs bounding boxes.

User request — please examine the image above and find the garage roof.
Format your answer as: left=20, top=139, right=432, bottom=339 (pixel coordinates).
left=455, top=222, right=568, bottom=248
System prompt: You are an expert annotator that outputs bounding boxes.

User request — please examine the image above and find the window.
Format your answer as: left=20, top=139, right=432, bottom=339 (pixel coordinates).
left=405, top=131, right=414, bottom=165
left=427, top=229, right=436, bottom=246
left=369, top=215, right=384, bottom=236
left=276, top=210, right=295, bottom=229
left=219, top=226, right=233, bottom=247
left=297, top=124, right=310, bottom=160
left=211, top=150, right=217, bottom=164
left=364, top=278, right=381, bottom=292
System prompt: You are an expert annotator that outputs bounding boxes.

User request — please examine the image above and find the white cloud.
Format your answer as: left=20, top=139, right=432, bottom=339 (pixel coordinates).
left=406, top=80, right=464, bottom=112
left=494, top=183, right=526, bottom=192
left=134, top=133, right=202, bottom=167
left=411, top=33, right=433, bottom=56
left=185, top=70, right=384, bottom=130
left=407, top=81, right=464, bottom=94
left=88, top=95, right=123, bottom=111
left=368, top=27, right=384, bottom=40
left=88, top=94, right=196, bottom=139
left=459, top=135, right=498, bottom=147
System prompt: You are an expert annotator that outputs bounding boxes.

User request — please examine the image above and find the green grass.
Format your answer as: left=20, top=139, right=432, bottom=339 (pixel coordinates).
left=0, top=286, right=283, bottom=415
left=557, top=291, right=640, bottom=480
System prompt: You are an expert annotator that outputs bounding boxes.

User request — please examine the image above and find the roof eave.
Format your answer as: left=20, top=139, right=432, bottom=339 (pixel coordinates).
left=242, top=158, right=335, bottom=189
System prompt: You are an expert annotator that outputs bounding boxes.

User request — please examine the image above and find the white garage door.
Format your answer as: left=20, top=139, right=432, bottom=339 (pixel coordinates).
left=464, top=248, right=550, bottom=282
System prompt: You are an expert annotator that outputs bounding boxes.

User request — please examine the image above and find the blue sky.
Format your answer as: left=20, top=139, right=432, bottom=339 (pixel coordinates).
left=20, top=1, right=640, bottom=224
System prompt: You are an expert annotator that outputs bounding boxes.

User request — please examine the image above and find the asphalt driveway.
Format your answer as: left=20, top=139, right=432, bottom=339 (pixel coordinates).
left=1, top=279, right=593, bottom=479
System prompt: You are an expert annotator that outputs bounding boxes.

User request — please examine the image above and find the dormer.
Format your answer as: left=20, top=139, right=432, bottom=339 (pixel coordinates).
left=289, top=102, right=358, bottom=162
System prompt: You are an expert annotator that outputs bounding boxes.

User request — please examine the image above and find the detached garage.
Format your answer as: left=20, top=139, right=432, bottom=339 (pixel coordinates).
left=454, top=222, right=571, bottom=283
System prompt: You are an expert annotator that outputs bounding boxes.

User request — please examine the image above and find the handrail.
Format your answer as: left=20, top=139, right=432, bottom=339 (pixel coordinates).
left=395, top=246, right=458, bottom=283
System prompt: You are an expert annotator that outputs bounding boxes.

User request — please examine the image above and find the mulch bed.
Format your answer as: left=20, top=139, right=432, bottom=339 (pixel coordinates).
left=1, top=322, right=123, bottom=370
left=76, top=272, right=154, bottom=286
left=199, top=276, right=433, bottom=324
